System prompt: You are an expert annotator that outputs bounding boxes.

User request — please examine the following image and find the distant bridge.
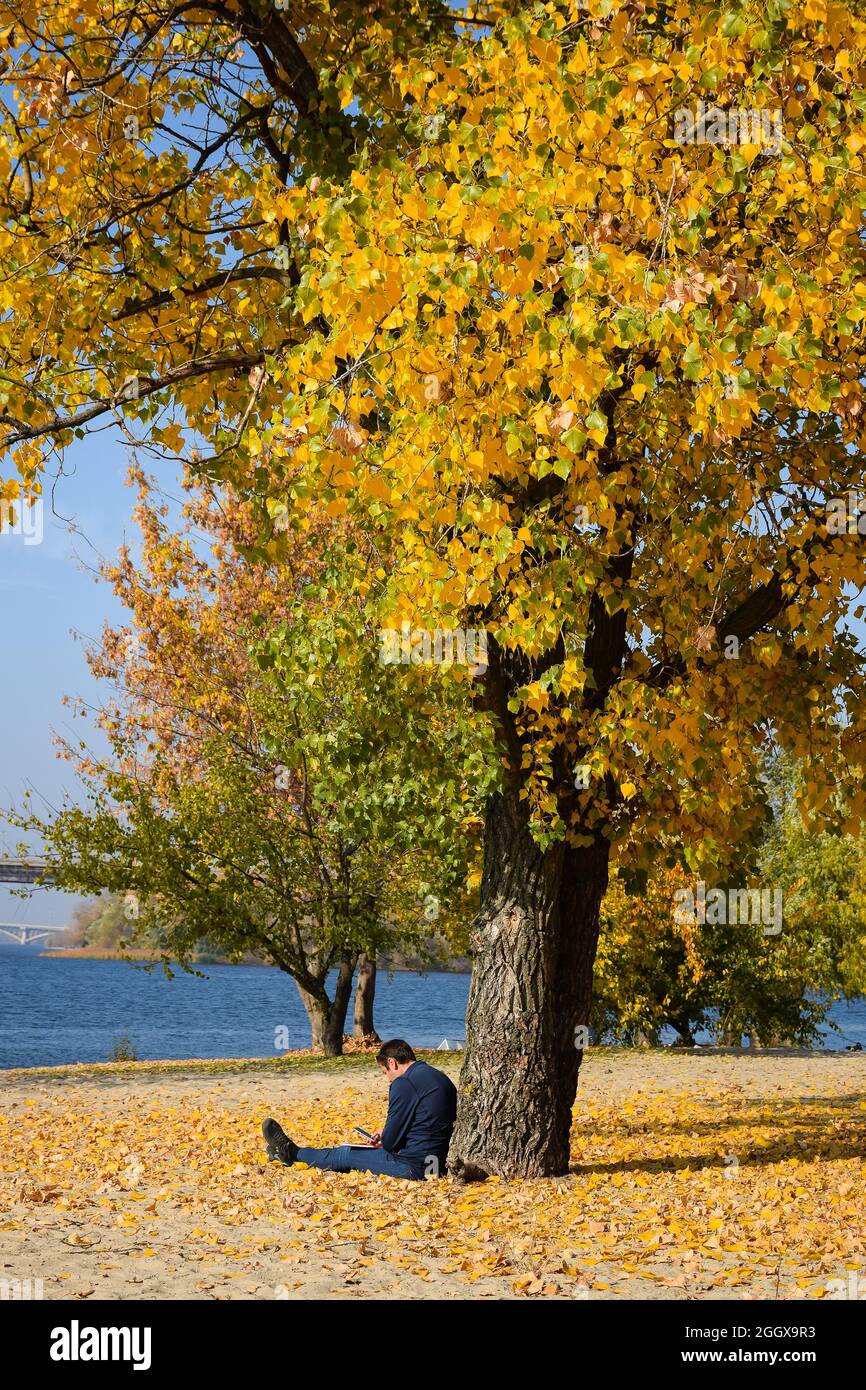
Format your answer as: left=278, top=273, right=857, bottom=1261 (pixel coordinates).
left=0, top=922, right=68, bottom=946
left=0, top=861, right=64, bottom=944
left=0, top=858, right=56, bottom=885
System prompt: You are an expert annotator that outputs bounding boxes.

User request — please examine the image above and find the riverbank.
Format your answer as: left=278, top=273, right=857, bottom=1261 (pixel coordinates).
left=1, top=1048, right=863, bottom=1300
left=40, top=948, right=166, bottom=961
left=37, top=948, right=471, bottom=972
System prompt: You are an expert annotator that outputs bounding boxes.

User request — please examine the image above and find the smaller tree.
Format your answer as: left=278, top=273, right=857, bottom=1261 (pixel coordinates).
left=64, top=898, right=104, bottom=948
left=593, top=762, right=866, bottom=1048
left=592, top=866, right=709, bottom=1046
left=9, top=474, right=491, bottom=1053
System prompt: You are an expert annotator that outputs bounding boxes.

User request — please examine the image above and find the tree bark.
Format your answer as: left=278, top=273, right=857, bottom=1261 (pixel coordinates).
left=448, top=789, right=610, bottom=1180
left=353, top=952, right=380, bottom=1041
left=295, top=952, right=357, bottom=1056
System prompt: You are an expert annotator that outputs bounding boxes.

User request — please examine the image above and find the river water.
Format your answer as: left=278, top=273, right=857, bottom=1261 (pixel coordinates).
left=1, top=946, right=864, bottom=1069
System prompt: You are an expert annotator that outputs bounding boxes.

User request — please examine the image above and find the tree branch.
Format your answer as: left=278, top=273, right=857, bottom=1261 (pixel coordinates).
left=0, top=347, right=275, bottom=448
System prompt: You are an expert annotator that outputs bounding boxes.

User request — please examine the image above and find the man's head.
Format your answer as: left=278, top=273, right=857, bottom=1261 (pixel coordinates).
left=376, top=1038, right=416, bottom=1083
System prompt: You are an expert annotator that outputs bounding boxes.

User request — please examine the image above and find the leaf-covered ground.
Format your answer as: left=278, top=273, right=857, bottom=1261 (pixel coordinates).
left=1, top=1049, right=864, bottom=1300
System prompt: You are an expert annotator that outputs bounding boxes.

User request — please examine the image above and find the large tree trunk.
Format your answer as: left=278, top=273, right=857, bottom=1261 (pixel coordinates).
left=296, top=952, right=357, bottom=1056
left=353, top=952, right=380, bottom=1041
left=448, top=789, right=610, bottom=1180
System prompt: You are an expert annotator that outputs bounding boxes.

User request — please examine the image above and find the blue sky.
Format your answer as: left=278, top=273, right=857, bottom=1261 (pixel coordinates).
left=0, top=432, right=163, bottom=928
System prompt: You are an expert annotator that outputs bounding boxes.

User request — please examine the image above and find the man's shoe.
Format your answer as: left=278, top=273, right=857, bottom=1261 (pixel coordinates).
left=262, top=1118, right=298, bottom=1166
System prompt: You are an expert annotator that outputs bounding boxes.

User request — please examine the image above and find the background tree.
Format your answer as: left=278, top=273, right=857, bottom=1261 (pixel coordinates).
left=594, top=763, right=866, bottom=1047
left=57, top=890, right=236, bottom=960
left=592, top=865, right=709, bottom=1047
left=9, top=471, right=490, bottom=1052
left=2, top=2, right=866, bottom=1171
left=61, top=897, right=108, bottom=949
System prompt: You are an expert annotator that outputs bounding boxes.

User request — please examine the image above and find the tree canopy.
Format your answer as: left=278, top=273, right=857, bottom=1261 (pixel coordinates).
left=2, top=2, right=865, bottom=856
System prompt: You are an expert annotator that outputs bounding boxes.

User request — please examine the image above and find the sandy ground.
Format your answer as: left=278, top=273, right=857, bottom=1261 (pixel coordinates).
left=1, top=1048, right=864, bottom=1301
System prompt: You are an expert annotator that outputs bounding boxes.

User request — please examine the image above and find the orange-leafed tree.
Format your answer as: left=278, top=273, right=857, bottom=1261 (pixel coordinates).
left=11, top=470, right=489, bottom=1052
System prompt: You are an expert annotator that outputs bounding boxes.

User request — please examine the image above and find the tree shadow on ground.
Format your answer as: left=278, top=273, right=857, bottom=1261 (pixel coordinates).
left=569, top=1092, right=866, bottom=1176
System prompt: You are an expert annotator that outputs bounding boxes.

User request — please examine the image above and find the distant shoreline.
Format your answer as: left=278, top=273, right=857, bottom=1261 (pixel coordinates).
left=40, top=947, right=164, bottom=961
left=38, top=948, right=263, bottom=964
left=36, top=947, right=472, bottom=972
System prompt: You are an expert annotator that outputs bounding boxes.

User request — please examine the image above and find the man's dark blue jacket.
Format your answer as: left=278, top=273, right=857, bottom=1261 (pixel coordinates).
left=380, top=1060, right=457, bottom=1176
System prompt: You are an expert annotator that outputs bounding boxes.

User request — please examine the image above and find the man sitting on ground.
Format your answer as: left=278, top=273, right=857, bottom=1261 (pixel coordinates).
left=262, top=1038, right=457, bottom=1181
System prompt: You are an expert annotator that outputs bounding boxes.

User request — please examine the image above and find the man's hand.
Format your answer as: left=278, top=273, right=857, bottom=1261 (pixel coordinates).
left=368, top=1131, right=382, bottom=1147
